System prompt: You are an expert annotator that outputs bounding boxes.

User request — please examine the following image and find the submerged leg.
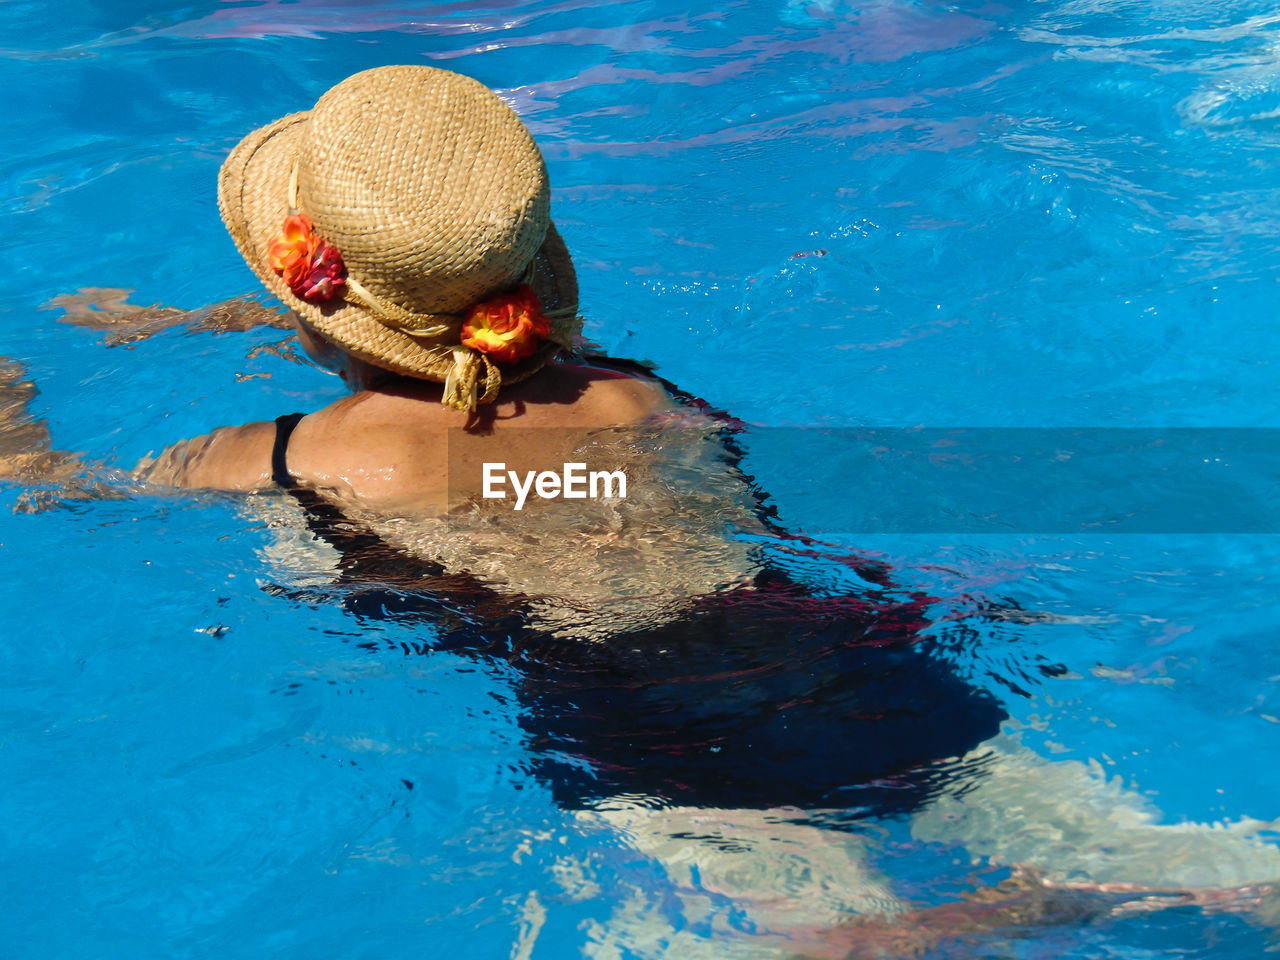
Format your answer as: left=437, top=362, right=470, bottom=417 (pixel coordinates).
left=588, top=804, right=904, bottom=928
left=565, top=803, right=904, bottom=959
left=911, top=734, right=1280, bottom=890
left=573, top=740, right=1280, bottom=958
left=571, top=804, right=1220, bottom=960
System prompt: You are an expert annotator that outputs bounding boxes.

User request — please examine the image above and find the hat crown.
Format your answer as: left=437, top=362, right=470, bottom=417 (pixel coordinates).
left=297, top=65, right=550, bottom=315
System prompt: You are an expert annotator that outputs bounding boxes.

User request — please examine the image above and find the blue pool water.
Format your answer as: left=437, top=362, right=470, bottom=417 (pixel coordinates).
left=6, top=0, right=1280, bottom=956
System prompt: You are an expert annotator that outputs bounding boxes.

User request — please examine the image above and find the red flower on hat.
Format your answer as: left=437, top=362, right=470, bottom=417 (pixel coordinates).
left=461, top=285, right=550, bottom=363
left=267, top=214, right=346, bottom=303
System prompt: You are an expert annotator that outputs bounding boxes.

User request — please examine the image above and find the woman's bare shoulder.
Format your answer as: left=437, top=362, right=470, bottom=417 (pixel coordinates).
left=495, top=360, right=675, bottom=426
left=284, top=362, right=677, bottom=505
left=134, top=360, right=677, bottom=499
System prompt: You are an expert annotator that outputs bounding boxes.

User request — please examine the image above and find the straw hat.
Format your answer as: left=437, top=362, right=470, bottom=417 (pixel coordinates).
left=218, top=65, right=580, bottom=410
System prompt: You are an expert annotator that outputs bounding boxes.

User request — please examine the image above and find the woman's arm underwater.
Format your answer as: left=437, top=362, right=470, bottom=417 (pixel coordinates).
left=2, top=284, right=294, bottom=502
left=0, top=354, right=275, bottom=503
left=37, top=288, right=332, bottom=493
left=133, top=421, right=278, bottom=491
left=45, top=287, right=291, bottom=346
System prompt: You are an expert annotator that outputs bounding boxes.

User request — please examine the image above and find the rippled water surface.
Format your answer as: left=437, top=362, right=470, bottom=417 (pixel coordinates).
left=5, top=1, right=1280, bottom=957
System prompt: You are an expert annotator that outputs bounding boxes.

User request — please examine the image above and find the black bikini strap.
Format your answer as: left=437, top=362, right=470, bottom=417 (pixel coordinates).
left=272, top=412, right=306, bottom=488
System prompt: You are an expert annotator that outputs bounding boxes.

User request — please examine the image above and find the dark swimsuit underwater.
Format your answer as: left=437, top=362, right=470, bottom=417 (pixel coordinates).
left=268, top=373, right=1007, bottom=819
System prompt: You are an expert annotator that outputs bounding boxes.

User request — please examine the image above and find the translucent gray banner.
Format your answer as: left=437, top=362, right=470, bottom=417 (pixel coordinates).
left=742, top=428, right=1280, bottom=534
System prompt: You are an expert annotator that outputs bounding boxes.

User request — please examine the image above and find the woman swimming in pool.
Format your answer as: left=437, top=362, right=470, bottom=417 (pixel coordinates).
left=11, top=63, right=1280, bottom=954
left=130, top=65, right=1009, bottom=814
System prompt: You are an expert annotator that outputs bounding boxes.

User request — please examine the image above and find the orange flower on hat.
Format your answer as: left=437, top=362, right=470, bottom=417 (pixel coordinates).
left=267, top=214, right=346, bottom=303
left=461, top=285, right=550, bottom=363
left=268, top=214, right=316, bottom=286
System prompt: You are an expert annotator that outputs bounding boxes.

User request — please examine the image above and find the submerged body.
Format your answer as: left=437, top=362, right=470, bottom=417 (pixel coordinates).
left=135, top=338, right=1007, bottom=815
left=191, top=357, right=1280, bottom=949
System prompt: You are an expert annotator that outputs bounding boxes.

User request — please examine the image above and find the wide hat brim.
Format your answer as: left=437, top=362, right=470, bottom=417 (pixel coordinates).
left=218, top=110, right=580, bottom=385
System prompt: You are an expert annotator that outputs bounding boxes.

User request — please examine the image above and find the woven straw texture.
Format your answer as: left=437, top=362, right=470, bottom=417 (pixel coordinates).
left=218, top=65, right=579, bottom=385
